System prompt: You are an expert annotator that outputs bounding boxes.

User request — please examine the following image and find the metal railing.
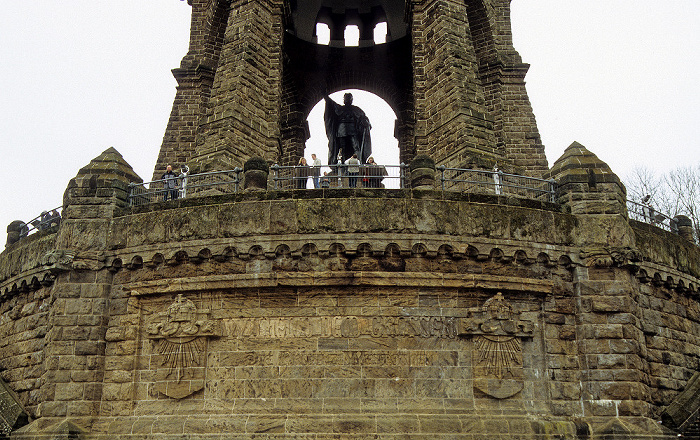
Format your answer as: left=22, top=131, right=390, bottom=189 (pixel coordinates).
left=627, top=199, right=678, bottom=233
left=438, top=166, right=557, bottom=203
left=9, top=207, right=63, bottom=242
left=127, top=164, right=558, bottom=206
left=270, top=163, right=407, bottom=190
left=128, top=168, right=242, bottom=206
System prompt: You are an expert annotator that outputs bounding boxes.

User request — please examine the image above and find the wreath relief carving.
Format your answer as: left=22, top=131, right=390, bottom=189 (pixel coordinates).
left=146, top=294, right=220, bottom=399
left=458, top=293, right=534, bottom=399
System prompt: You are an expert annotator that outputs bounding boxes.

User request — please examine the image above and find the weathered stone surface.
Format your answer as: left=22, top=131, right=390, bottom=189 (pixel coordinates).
left=3, top=3, right=700, bottom=440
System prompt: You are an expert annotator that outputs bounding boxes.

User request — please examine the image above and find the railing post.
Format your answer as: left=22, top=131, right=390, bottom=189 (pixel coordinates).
left=128, top=182, right=135, bottom=206
left=436, top=165, right=446, bottom=191
left=233, top=167, right=242, bottom=193
left=400, top=163, right=406, bottom=189
left=549, top=179, right=556, bottom=203
left=271, top=164, right=280, bottom=190
left=492, top=167, right=503, bottom=195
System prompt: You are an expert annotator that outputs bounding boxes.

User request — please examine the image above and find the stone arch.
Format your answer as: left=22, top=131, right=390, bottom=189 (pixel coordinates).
left=411, top=243, right=428, bottom=257
left=214, top=246, right=237, bottom=262
left=110, top=258, right=123, bottom=272
left=301, top=243, right=319, bottom=256
left=151, top=253, right=165, bottom=267
left=275, top=244, right=292, bottom=257
left=536, top=252, right=550, bottom=266
left=279, top=36, right=414, bottom=165
left=465, top=0, right=497, bottom=65
left=514, top=250, right=529, bottom=264
left=357, top=243, right=373, bottom=257
left=438, top=244, right=454, bottom=259
left=170, top=251, right=189, bottom=266
left=193, top=248, right=212, bottom=264
left=329, top=243, right=346, bottom=255
left=248, top=245, right=265, bottom=259
left=489, top=247, right=504, bottom=261
left=384, top=243, right=401, bottom=257
left=29, top=277, right=41, bottom=291
left=558, top=255, right=573, bottom=268
left=127, top=256, right=143, bottom=270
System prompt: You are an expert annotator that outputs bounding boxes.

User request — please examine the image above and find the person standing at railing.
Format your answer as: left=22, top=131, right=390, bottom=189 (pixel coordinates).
left=179, top=165, right=189, bottom=198
left=363, top=156, right=386, bottom=188
left=345, top=154, right=361, bottom=188
left=295, top=157, right=310, bottom=189
left=310, top=154, right=321, bottom=188
left=161, top=164, right=180, bottom=201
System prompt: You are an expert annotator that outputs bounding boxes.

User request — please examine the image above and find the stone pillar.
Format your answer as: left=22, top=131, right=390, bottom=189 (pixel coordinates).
left=571, top=261, right=652, bottom=421
left=37, top=149, right=141, bottom=421
left=409, top=0, right=498, bottom=168
left=545, top=142, right=627, bottom=216
left=469, top=0, right=548, bottom=176
left=192, top=0, right=285, bottom=172
left=153, top=0, right=231, bottom=179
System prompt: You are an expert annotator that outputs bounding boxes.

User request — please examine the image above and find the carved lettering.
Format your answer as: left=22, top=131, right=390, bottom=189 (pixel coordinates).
left=222, top=316, right=456, bottom=339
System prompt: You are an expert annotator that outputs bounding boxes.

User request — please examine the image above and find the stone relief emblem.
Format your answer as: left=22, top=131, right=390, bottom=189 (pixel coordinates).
left=41, top=249, right=74, bottom=273
left=458, top=292, right=534, bottom=399
left=146, top=294, right=220, bottom=399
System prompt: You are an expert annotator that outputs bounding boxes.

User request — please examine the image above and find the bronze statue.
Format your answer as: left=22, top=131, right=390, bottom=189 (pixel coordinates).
left=323, top=93, right=372, bottom=167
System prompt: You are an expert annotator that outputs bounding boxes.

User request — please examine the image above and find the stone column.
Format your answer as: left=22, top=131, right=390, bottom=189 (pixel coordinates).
left=546, top=142, right=653, bottom=421
left=409, top=0, right=497, bottom=169
left=37, top=149, right=141, bottom=422
left=192, top=0, right=285, bottom=172
left=152, top=0, right=227, bottom=180
left=469, top=0, right=548, bottom=176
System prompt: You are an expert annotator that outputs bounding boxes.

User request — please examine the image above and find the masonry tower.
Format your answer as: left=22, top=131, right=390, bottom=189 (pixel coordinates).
left=153, top=0, right=547, bottom=179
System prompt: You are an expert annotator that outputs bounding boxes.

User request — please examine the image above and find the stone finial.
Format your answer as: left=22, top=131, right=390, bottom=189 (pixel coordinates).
left=544, top=142, right=626, bottom=215
left=409, top=155, right=436, bottom=189
left=673, top=215, right=696, bottom=243
left=5, top=220, right=28, bottom=248
left=63, top=147, right=143, bottom=212
left=243, top=157, right=270, bottom=191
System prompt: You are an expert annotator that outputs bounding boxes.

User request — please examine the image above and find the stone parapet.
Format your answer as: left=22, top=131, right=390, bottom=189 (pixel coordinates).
left=1, top=189, right=698, bottom=439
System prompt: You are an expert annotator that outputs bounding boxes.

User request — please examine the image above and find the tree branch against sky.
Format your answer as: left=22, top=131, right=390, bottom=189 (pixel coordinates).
left=625, top=166, right=700, bottom=241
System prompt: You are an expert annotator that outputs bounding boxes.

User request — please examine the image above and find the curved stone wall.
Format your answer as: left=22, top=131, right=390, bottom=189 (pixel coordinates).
left=1, top=192, right=698, bottom=439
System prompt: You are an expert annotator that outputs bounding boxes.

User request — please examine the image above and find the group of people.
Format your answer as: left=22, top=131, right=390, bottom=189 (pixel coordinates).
left=161, top=164, right=189, bottom=200
left=294, top=153, right=385, bottom=189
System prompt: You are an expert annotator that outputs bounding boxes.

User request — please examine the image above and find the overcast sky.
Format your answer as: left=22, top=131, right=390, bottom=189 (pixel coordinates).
left=1, top=1, right=698, bottom=238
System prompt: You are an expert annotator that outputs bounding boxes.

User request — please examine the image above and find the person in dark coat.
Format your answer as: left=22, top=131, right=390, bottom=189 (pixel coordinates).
left=161, top=164, right=179, bottom=200
left=295, top=157, right=310, bottom=189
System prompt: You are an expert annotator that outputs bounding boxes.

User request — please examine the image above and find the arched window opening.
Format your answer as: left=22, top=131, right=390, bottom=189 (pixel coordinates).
left=315, top=22, right=330, bottom=45
left=304, top=89, right=400, bottom=188
left=374, top=22, right=387, bottom=44
left=344, top=25, right=359, bottom=47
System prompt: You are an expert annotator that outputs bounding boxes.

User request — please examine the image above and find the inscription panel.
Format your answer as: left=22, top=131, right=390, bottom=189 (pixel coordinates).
left=223, top=316, right=458, bottom=339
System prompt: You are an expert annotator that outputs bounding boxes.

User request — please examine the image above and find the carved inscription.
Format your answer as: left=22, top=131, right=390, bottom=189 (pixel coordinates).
left=223, top=316, right=457, bottom=339
left=458, top=293, right=534, bottom=399
left=146, top=294, right=220, bottom=399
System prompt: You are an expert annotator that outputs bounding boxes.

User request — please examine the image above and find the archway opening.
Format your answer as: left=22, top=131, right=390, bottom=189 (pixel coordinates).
left=303, top=89, right=400, bottom=188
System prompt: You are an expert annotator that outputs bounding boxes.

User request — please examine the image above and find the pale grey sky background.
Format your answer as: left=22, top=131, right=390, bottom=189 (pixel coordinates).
left=1, top=1, right=699, bottom=237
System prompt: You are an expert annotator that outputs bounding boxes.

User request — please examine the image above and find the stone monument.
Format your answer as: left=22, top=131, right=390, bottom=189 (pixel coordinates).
left=1, top=1, right=699, bottom=439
